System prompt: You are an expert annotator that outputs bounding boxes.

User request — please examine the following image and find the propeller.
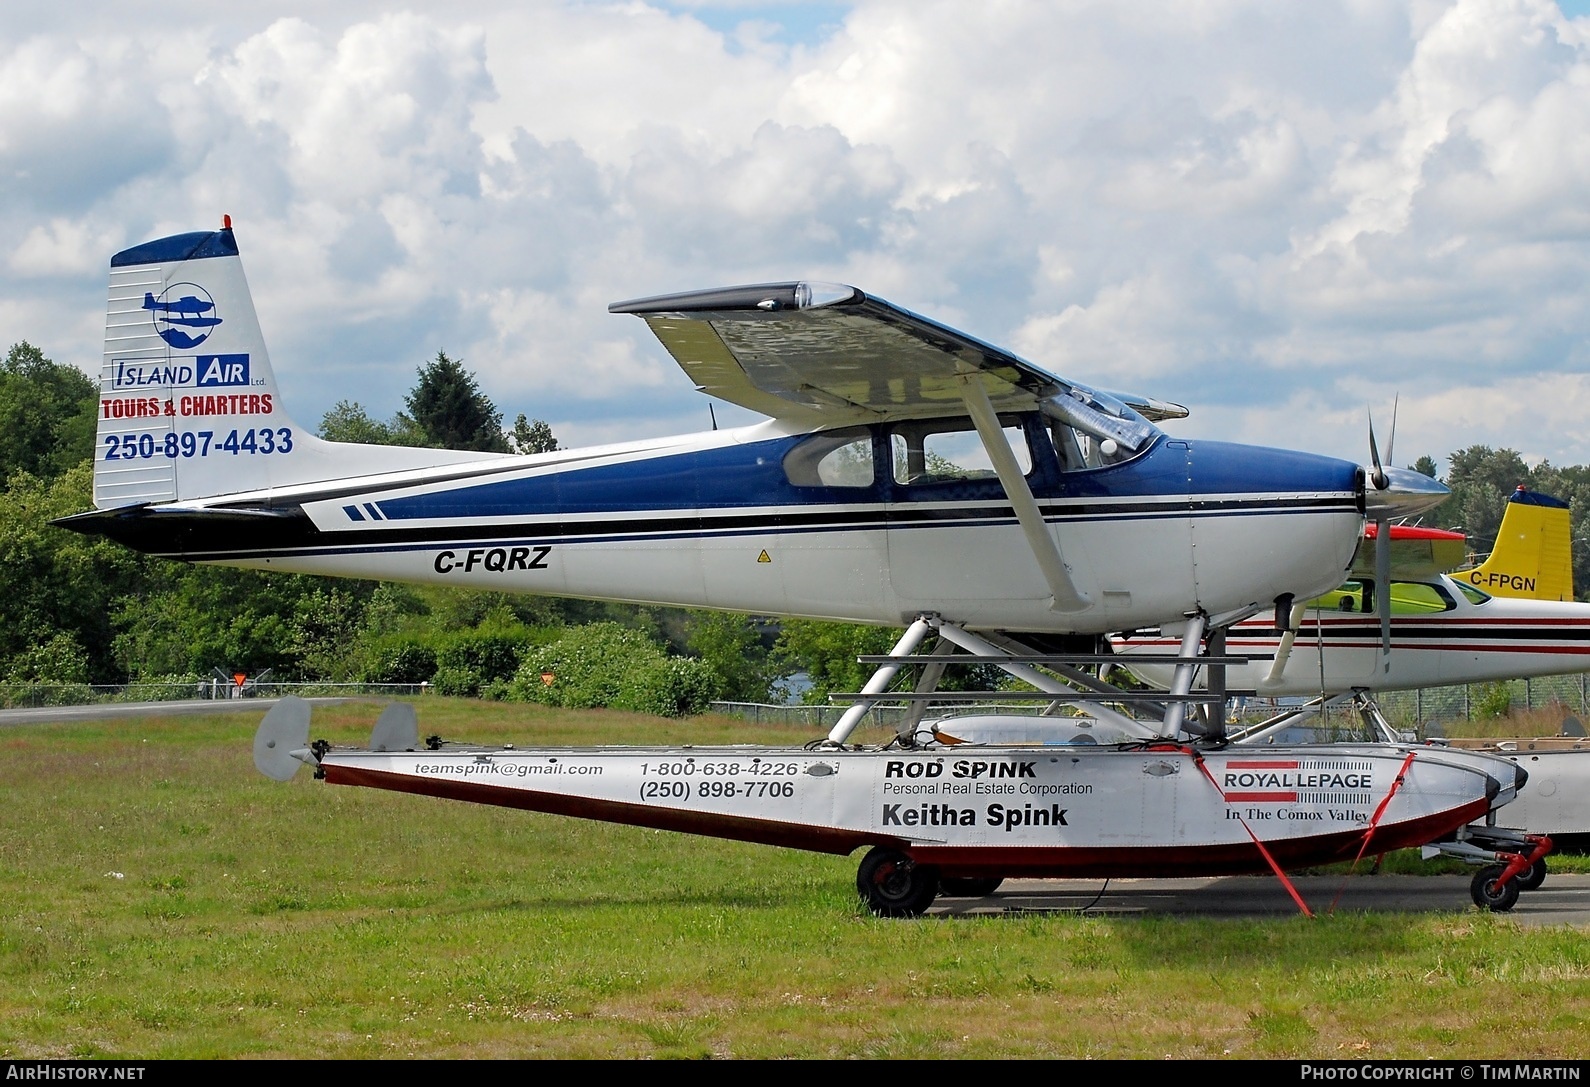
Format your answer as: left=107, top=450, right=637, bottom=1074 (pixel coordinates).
left=1360, top=426, right=1447, bottom=672
left=1367, top=399, right=1399, bottom=672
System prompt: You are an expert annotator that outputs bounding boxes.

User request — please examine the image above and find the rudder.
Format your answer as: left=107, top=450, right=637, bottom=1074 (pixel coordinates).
left=1459, top=486, right=1574, bottom=601
left=94, top=219, right=502, bottom=510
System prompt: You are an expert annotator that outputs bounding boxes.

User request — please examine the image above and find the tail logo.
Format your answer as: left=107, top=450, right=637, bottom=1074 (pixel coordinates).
left=143, top=282, right=222, bottom=350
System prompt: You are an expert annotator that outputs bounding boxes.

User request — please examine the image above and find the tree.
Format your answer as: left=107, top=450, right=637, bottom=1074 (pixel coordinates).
left=685, top=610, right=772, bottom=702
left=1437, top=445, right=1530, bottom=550
left=318, top=400, right=423, bottom=446
left=402, top=351, right=510, bottom=452
left=508, top=413, right=559, bottom=454
left=110, top=566, right=325, bottom=680
left=0, top=342, right=97, bottom=481
left=0, top=462, right=152, bottom=682
left=509, top=622, right=719, bottom=716
left=773, top=620, right=903, bottom=704
left=1411, top=455, right=1438, bottom=478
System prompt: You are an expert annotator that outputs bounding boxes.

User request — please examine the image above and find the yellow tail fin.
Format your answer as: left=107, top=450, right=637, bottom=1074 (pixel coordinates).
left=1458, top=486, right=1574, bottom=600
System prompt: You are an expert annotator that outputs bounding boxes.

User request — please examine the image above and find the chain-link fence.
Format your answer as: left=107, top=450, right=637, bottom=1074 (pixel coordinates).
left=0, top=681, right=432, bottom=710
left=8, top=678, right=1588, bottom=730
left=714, top=675, right=1590, bottom=733
left=708, top=700, right=1137, bottom=729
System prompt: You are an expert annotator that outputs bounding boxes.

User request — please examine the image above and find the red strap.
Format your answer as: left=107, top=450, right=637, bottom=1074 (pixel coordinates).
left=1192, top=753, right=1314, bottom=918
left=1329, top=749, right=1418, bottom=912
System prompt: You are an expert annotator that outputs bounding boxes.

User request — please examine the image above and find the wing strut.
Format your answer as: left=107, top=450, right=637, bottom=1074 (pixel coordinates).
left=957, top=372, right=1090, bottom=612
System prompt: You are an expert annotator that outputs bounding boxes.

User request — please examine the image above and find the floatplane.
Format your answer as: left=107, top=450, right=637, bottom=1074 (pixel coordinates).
left=59, top=220, right=1526, bottom=916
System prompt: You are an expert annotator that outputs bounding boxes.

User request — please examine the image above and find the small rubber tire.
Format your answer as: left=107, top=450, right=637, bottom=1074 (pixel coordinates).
left=1470, top=864, right=1521, bottom=912
left=857, top=847, right=940, bottom=918
left=939, top=876, right=1004, bottom=897
left=1517, top=857, right=1547, bottom=892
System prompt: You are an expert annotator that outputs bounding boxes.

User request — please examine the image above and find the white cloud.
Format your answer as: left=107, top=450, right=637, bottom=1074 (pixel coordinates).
left=1, top=0, right=1588, bottom=474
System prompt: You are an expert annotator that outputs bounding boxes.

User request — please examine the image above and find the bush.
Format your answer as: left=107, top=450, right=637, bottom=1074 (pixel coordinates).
left=1475, top=681, right=1512, bottom=719
left=358, top=640, right=439, bottom=685
left=507, top=622, right=721, bottom=717
left=623, top=656, right=719, bottom=717
left=0, top=682, right=95, bottom=708
left=431, top=664, right=483, bottom=698
left=5, top=632, right=91, bottom=684
left=435, top=629, right=532, bottom=685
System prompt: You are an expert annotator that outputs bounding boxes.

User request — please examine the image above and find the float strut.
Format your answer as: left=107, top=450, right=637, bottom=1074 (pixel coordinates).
left=1160, top=614, right=1207, bottom=738
left=826, top=617, right=935, bottom=746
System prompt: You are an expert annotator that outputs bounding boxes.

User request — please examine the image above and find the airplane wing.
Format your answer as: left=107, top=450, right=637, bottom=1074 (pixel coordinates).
left=610, top=281, right=1188, bottom=427
left=1350, top=524, right=1468, bottom=581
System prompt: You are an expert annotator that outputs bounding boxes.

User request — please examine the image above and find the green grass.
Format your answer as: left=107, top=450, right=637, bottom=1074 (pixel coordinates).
left=2, top=699, right=1588, bottom=1059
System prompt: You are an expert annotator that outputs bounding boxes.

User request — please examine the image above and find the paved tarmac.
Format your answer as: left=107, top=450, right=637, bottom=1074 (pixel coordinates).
left=932, top=873, right=1590, bottom=924
left=0, top=697, right=351, bottom=725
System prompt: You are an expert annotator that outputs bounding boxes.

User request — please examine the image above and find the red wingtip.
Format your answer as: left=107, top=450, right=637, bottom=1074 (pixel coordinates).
left=223, top=214, right=233, bottom=230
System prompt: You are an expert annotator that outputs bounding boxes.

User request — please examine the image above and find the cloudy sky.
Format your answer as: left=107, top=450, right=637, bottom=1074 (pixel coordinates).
left=5, top=0, right=1590, bottom=471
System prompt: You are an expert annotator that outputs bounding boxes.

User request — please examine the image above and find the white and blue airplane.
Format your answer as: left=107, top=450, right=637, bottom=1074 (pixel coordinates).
left=63, top=220, right=1446, bottom=638
left=61, top=220, right=1528, bottom=917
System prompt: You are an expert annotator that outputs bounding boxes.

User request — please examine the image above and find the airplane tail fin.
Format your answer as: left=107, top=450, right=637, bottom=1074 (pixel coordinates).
left=1458, top=486, right=1575, bottom=601
left=93, top=219, right=503, bottom=510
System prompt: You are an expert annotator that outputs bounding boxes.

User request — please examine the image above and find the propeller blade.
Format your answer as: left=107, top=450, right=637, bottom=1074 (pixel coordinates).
left=1384, top=394, right=1399, bottom=471
left=1368, top=410, right=1388, bottom=491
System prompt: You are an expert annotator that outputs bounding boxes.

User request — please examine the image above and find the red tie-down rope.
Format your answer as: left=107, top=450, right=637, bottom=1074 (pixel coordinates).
left=1178, top=746, right=1315, bottom=918
left=1328, top=749, right=1419, bottom=913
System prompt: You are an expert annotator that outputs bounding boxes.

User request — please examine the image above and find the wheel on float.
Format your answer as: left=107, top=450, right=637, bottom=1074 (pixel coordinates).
left=1470, top=864, right=1521, bottom=912
left=1517, top=857, right=1547, bottom=892
left=856, top=846, right=940, bottom=918
left=939, top=876, right=1004, bottom=897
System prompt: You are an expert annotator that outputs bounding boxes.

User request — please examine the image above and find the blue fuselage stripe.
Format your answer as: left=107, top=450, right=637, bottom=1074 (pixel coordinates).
left=184, top=494, right=1357, bottom=562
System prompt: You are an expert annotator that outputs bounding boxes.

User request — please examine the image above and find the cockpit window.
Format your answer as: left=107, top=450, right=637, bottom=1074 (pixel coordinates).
left=890, top=418, right=1032, bottom=486
left=1042, top=383, right=1160, bottom=471
left=1310, top=579, right=1458, bottom=614
left=1315, top=581, right=1368, bottom=613
left=1455, top=582, right=1492, bottom=606
left=784, top=427, right=875, bottom=488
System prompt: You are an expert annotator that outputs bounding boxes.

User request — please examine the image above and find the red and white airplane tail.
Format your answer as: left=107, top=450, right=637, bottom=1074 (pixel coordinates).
left=93, top=217, right=503, bottom=511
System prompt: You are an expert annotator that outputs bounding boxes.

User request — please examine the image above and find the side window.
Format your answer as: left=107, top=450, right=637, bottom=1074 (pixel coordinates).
left=1319, top=579, right=1457, bottom=615
left=890, top=419, right=1032, bottom=485
left=784, top=428, right=875, bottom=488
left=1313, top=580, right=1367, bottom=613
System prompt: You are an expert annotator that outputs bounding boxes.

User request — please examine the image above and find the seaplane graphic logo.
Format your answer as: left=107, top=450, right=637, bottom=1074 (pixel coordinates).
left=143, top=282, right=221, bottom=350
